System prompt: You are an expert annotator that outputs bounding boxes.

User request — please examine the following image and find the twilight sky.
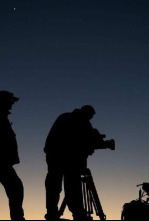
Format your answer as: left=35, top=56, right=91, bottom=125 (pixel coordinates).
left=0, top=0, right=149, bottom=220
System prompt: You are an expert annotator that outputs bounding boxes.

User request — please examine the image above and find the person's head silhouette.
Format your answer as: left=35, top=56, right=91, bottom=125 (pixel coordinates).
left=81, top=105, right=96, bottom=120
left=0, top=91, right=19, bottom=112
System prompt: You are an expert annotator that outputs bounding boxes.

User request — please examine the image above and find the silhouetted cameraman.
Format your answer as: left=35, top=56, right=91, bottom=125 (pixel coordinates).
left=0, top=91, right=25, bottom=221
left=44, top=105, right=100, bottom=221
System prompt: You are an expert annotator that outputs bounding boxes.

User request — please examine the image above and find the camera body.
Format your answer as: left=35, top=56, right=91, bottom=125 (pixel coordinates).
left=100, top=139, right=115, bottom=151
left=92, top=129, right=115, bottom=151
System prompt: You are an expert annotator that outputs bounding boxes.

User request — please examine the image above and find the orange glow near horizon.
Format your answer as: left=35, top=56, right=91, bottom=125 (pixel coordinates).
left=0, top=177, right=127, bottom=220
left=0, top=149, right=147, bottom=220
left=0, top=156, right=146, bottom=220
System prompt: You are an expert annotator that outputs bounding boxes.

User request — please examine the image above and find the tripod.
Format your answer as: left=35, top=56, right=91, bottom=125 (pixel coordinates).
left=59, top=168, right=106, bottom=220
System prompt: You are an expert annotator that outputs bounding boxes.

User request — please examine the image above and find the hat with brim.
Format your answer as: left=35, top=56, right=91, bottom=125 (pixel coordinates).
left=0, top=91, right=19, bottom=102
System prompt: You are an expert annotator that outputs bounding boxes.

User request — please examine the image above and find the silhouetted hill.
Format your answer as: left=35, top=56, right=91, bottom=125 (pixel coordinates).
left=60, top=219, right=71, bottom=220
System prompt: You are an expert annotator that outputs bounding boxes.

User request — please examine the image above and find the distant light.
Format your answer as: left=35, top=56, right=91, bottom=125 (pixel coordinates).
left=13, top=8, right=16, bottom=11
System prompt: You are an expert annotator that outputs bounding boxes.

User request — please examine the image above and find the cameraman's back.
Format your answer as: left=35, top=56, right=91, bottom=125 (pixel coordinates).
left=44, top=106, right=96, bottom=171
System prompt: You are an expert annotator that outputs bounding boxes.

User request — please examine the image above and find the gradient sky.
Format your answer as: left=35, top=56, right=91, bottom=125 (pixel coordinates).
left=0, top=0, right=149, bottom=220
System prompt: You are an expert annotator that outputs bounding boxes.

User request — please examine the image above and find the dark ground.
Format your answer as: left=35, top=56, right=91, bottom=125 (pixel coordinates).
left=41, top=218, right=99, bottom=220
left=60, top=219, right=98, bottom=221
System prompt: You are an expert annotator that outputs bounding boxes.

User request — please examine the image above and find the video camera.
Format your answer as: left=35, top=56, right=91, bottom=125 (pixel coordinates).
left=92, top=129, right=115, bottom=151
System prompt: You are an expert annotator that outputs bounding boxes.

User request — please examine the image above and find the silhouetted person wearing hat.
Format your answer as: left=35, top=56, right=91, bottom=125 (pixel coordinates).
left=0, top=91, right=25, bottom=220
left=44, top=105, right=96, bottom=221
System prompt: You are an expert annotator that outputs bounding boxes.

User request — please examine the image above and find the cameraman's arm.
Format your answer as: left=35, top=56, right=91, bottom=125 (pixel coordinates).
left=91, top=129, right=105, bottom=149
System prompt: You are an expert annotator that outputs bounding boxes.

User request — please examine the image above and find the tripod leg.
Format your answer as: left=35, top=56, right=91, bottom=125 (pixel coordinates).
left=86, top=170, right=106, bottom=220
left=86, top=180, right=93, bottom=216
left=82, top=176, right=93, bottom=220
left=82, top=178, right=88, bottom=212
left=87, top=188, right=93, bottom=215
left=58, top=197, right=67, bottom=218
